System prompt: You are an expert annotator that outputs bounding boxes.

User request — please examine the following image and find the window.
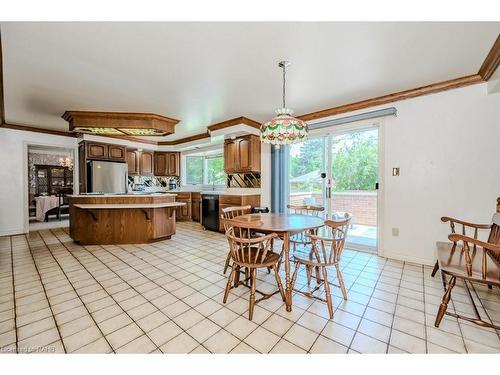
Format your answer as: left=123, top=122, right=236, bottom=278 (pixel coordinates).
left=186, top=156, right=203, bottom=184
left=185, top=154, right=226, bottom=185
left=206, top=156, right=225, bottom=185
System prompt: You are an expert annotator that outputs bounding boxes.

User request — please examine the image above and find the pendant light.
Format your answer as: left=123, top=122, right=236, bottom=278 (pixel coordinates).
left=260, top=61, right=308, bottom=148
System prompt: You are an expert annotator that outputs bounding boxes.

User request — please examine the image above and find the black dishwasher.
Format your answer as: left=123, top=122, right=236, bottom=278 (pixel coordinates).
left=201, top=194, right=220, bottom=231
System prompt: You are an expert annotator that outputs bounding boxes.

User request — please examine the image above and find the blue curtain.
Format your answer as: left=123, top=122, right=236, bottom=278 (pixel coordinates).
left=271, top=145, right=289, bottom=213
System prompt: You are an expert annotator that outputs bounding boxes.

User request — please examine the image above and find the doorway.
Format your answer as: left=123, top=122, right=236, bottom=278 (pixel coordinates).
left=27, top=145, right=75, bottom=232
left=289, top=124, right=380, bottom=253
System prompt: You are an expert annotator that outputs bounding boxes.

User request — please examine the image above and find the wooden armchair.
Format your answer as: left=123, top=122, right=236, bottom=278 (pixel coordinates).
left=434, top=197, right=500, bottom=330
left=221, top=205, right=252, bottom=274
left=287, top=204, right=325, bottom=251
left=223, top=227, right=285, bottom=321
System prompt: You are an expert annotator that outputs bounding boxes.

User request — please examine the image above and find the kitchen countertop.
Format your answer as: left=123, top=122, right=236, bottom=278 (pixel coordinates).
left=74, top=202, right=186, bottom=209
left=169, top=190, right=260, bottom=196
left=70, top=193, right=178, bottom=198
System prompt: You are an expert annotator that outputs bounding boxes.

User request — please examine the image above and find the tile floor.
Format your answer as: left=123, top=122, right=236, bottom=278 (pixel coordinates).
left=0, top=222, right=499, bottom=354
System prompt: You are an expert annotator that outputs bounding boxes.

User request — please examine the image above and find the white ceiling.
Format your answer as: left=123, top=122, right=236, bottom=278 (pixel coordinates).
left=2, top=22, right=499, bottom=141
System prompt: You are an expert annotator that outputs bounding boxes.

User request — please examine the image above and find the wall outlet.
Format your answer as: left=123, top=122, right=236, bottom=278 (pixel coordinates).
left=392, top=228, right=399, bottom=236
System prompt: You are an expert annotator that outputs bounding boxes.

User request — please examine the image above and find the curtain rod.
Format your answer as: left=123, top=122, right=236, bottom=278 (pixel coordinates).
left=309, top=107, right=397, bottom=130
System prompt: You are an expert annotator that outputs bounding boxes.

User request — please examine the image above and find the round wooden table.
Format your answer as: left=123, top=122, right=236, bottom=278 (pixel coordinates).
left=227, top=213, right=324, bottom=311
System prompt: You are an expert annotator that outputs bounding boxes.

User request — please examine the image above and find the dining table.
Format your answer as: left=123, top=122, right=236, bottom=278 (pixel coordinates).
left=227, top=212, right=324, bottom=312
left=34, top=195, right=60, bottom=222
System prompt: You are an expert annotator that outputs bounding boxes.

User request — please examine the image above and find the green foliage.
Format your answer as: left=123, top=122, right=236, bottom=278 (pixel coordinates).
left=289, top=133, right=377, bottom=193
left=186, top=156, right=203, bottom=184
left=207, top=156, right=225, bottom=185
left=332, top=134, right=377, bottom=191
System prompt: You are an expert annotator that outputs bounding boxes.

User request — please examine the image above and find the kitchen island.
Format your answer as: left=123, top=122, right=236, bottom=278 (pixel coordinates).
left=69, top=193, right=185, bottom=245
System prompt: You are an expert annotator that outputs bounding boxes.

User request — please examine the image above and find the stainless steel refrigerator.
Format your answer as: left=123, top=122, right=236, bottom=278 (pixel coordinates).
left=87, top=160, right=128, bottom=193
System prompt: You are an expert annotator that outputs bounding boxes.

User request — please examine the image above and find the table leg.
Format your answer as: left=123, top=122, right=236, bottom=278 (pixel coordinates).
left=283, top=232, right=292, bottom=312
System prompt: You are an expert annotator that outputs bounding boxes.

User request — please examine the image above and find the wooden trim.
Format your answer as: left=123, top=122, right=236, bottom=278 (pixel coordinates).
left=158, top=131, right=210, bottom=146
left=207, top=116, right=261, bottom=132
left=96, top=134, right=158, bottom=145
left=297, top=75, right=483, bottom=122
left=0, top=28, right=5, bottom=125
left=478, top=34, right=500, bottom=81
left=62, top=110, right=179, bottom=136
left=1, top=122, right=77, bottom=137
left=62, top=110, right=179, bottom=125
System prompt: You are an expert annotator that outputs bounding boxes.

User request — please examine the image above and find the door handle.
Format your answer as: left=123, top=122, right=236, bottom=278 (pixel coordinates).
left=326, top=186, right=331, bottom=199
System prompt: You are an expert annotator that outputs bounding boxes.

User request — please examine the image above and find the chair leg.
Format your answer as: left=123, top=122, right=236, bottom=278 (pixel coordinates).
left=431, top=261, right=439, bottom=277
left=249, top=268, right=257, bottom=321
left=223, top=252, right=232, bottom=274
left=322, top=266, right=334, bottom=319
left=245, top=267, right=250, bottom=286
left=234, top=266, right=241, bottom=288
left=335, top=263, right=348, bottom=301
left=315, top=266, right=321, bottom=285
left=306, top=265, right=312, bottom=286
left=434, top=276, right=456, bottom=327
left=223, top=267, right=236, bottom=304
left=272, top=264, right=286, bottom=301
left=290, top=261, right=301, bottom=292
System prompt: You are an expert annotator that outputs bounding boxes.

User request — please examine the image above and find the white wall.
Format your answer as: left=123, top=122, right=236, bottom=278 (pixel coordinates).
left=311, top=82, right=500, bottom=265
left=0, top=128, right=78, bottom=235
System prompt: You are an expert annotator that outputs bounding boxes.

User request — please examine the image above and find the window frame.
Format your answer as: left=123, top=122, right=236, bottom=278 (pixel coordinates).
left=184, top=153, right=226, bottom=187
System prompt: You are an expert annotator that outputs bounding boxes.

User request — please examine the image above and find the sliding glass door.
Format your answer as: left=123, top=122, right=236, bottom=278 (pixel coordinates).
left=329, top=127, right=378, bottom=251
left=289, top=137, right=326, bottom=209
left=289, top=125, right=379, bottom=253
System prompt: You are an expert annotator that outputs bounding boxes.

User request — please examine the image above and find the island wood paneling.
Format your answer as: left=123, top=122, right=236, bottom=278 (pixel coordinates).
left=69, top=194, right=179, bottom=244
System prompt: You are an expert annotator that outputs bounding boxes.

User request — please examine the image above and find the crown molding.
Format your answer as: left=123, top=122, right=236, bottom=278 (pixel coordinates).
left=1, top=122, right=77, bottom=137
left=207, top=116, right=261, bottom=132
left=478, top=34, right=500, bottom=81
left=297, top=74, right=483, bottom=122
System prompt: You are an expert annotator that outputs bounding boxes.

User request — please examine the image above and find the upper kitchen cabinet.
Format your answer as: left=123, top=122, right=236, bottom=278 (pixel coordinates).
left=140, top=151, right=154, bottom=176
left=154, top=152, right=180, bottom=176
left=85, top=141, right=126, bottom=162
left=126, top=149, right=140, bottom=175
left=224, top=135, right=261, bottom=174
left=127, top=149, right=154, bottom=176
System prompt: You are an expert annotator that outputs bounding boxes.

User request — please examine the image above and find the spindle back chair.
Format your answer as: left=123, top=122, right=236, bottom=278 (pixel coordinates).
left=290, top=213, right=352, bottom=319
left=223, top=226, right=285, bottom=320
left=434, top=197, right=500, bottom=330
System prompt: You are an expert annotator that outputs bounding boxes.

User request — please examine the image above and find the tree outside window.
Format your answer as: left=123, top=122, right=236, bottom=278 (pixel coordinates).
left=186, top=154, right=226, bottom=185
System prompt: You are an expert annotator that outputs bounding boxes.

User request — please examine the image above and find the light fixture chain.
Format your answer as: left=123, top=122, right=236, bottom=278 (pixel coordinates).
left=282, top=63, right=286, bottom=109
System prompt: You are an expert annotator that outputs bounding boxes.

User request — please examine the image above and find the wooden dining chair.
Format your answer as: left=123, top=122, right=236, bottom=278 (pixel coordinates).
left=223, top=226, right=285, bottom=320
left=287, top=204, right=325, bottom=251
left=433, top=197, right=500, bottom=285
left=221, top=205, right=252, bottom=274
left=434, top=198, right=500, bottom=330
left=290, top=213, right=352, bottom=319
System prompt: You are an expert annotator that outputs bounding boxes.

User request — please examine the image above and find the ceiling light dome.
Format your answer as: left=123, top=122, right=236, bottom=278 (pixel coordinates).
left=260, top=61, right=308, bottom=148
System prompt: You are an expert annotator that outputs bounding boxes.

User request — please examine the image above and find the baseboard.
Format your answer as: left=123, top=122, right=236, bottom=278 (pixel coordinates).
left=0, top=228, right=27, bottom=237
left=380, top=250, right=435, bottom=267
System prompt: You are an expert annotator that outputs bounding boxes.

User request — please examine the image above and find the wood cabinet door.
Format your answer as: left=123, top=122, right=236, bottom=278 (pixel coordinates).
left=154, top=152, right=168, bottom=176
left=87, top=142, right=108, bottom=159
left=237, top=137, right=251, bottom=171
left=191, top=200, right=200, bottom=222
left=108, top=145, right=126, bottom=161
left=127, top=150, right=140, bottom=175
left=224, top=140, right=237, bottom=173
left=175, top=199, right=191, bottom=221
left=140, top=151, right=154, bottom=176
left=167, top=153, right=179, bottom=176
